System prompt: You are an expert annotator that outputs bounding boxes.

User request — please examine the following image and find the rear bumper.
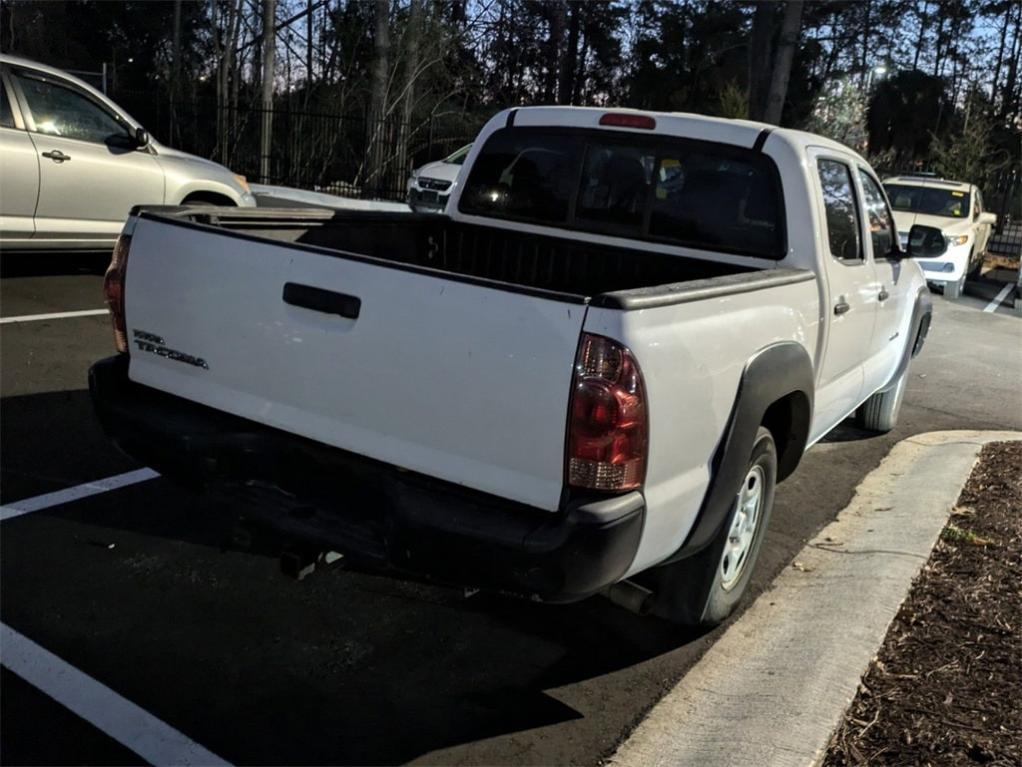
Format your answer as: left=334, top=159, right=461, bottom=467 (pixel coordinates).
left=89, top=355, right=643, bottom=601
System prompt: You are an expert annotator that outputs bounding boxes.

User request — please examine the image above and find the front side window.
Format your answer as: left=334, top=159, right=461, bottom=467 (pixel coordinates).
left=817, top=159, right=861, bottom=261
left=460, top=127, right=785, bottom=258
left=883, top=183, right=971, bottom=219
left=14, top=72, right=131, bottom=145
left=858, top=170, right=895, bottom=258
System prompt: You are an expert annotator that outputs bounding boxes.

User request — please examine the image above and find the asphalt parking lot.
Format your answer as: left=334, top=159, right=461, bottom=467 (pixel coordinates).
left=2, top=253, right=1020, bottom=766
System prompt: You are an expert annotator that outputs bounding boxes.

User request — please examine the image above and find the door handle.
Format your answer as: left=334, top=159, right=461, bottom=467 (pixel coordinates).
left=878, top=288, right=890, bottom=301
left=833, top=301, right=851, bottom=315
left=283, top=282, right=361, bottom=319
left=41, top=150, right=71, bottom=163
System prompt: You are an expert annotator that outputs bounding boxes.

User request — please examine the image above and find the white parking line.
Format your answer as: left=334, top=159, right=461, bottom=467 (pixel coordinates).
left=983, top=283, right=1013, bottom=313
left=1, top=623, right=232, bottom=766
left=0, top=468, right=159, bottom=521
left=0, top=309, right=108, bottom=324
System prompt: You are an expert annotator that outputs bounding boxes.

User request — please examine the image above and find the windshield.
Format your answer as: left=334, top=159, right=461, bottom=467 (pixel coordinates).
left=444, top=144, right=472, bottom=165
left=884, top=184, right=971, bottom=219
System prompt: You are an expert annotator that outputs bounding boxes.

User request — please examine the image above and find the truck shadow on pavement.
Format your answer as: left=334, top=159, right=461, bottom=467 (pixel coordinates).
left=818, top=418, right=884, bottom=443
left=0, top=251, right=110, bottom=279
left=2, top=388, right=707, bottom=765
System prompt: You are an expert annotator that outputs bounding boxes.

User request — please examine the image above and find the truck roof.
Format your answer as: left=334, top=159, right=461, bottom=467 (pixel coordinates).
left=503, top=106, right=869, bottom=164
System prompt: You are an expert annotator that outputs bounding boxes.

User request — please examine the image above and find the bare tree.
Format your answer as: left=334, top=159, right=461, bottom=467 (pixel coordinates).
left=747, top=1, right=775, bottom=121
left=764, top=0, right=803, bottom=125
left=558, top=1, right=580, bottom=105
left=543, top=1, right=566, bottom=104
left=396, top=0, right=421, bottom=176
left=366, top=0, right=391, bottom=195
left=260, top=0, right=276, bottom=183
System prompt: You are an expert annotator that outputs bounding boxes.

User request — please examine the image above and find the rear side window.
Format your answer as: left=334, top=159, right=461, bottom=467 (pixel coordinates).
left=460, top=127, right=785, bottom=259
left=817, top=159, right=861, bottom=261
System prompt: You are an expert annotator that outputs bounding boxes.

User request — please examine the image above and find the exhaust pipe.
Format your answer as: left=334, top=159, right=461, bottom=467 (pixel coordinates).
left=603, top=579, right=654, bottom=615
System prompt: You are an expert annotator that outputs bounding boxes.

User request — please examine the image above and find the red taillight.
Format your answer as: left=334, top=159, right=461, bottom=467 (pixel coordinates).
left=599, top=112, right=656, bottom=130
left=104, top=234, right=131, bottom=353
left=567, top=334, right=648, bottom=491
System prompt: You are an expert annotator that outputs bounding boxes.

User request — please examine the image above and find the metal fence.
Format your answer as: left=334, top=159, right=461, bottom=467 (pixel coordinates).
left=112, top=90, right=484, bottom=202
left=982, top=165, right=1022, bottom=259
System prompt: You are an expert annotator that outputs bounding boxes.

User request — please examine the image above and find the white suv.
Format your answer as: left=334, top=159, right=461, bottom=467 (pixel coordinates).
left=883, top=174, right=997, bottom=300
left=406, top=144, right=471, bottom=212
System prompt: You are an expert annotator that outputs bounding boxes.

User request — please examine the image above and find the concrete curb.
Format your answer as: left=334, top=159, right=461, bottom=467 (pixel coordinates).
left=610, top=430, right=1022, bottom=767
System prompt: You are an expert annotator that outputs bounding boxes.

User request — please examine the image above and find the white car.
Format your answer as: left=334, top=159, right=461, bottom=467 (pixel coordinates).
left=883, top=174, right=997, bottom=300
left=406, top=144, right=471, bottom=212
left=0, top=54, right=255, bottom=253
left=91, top=107, right=938, bottom=626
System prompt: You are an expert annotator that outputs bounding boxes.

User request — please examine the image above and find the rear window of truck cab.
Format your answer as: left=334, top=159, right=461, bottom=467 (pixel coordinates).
left=459, top=127, right=786, bottom=259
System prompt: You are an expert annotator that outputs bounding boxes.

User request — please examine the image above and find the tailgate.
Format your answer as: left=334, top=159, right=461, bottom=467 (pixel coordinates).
left=123, top=216, right=587, bottom=510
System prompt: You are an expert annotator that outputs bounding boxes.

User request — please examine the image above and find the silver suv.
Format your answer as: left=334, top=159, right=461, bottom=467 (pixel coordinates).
left=0, top=54, right=255, bottom=252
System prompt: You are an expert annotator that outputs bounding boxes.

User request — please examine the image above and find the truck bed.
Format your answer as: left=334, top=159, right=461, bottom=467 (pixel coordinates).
left=150, top=207, right=759, bottom=300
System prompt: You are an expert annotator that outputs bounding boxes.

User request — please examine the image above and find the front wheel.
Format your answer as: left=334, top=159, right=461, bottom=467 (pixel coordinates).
left=648, top=427, right=777, bottom=626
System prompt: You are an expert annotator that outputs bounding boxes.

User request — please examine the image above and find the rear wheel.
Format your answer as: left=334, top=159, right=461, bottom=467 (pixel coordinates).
left=649, top=427, right=777, bottom=626
left=856, top=367, right=908, bottom=433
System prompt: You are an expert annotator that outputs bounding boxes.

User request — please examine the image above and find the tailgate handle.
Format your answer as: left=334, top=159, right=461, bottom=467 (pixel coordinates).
left=283, top=283, right=361, bottom=319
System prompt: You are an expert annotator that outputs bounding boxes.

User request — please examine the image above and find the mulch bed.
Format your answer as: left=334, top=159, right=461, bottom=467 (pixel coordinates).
left=823, top=441, right=1022, bottom=767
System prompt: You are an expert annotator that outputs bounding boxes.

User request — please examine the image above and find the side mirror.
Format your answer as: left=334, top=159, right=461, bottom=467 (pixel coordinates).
left=979, top=211, right=997, bottom=226
left=134, top=127, right=149, bottom=147
left=905, top=224, right=947, bottom=259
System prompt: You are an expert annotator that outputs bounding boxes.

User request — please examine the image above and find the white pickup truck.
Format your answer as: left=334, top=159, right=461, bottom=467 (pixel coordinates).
left=90, top=107, right=941, bottom=625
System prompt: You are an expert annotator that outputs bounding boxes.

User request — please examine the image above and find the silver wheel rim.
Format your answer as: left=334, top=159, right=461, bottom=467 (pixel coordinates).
left=720, top=465, right=765, bottom=591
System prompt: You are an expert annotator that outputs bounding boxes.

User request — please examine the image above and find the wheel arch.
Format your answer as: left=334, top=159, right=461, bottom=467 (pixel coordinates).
left=180, top=190, right=238, bottom=207
left=879, top=286, right=932, bottom=393
left=664, top=341, right=814, bottom=563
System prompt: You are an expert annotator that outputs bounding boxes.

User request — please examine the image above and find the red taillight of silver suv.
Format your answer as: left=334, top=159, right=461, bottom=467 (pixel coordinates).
left=104, top=234, right=132, bottom=353
left=567, top=333, right=648, bottom=491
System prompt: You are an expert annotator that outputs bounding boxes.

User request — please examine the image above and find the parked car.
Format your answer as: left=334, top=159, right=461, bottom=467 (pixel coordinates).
left=406, top=144, right=471, bottom=212
left=0, top=54, right=255, bottom=253
left=90, top=107, right=938, bottom=626
left=883, top=173, right=997, bottom=300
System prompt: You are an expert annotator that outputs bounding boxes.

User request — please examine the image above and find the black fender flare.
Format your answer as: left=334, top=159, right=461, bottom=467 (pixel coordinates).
left=665, top=341, right=814, bottom=563
left=882, top=287, right=932, bottom=392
